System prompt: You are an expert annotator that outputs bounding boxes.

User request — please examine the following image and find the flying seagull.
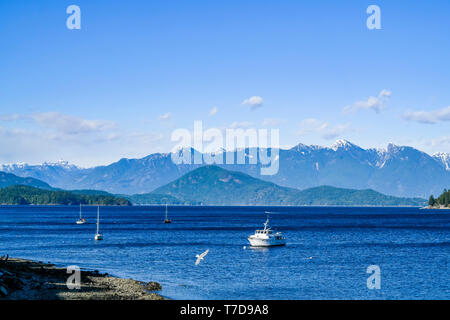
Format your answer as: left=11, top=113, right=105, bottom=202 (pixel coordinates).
left=195, top=249, right=209, bottom=266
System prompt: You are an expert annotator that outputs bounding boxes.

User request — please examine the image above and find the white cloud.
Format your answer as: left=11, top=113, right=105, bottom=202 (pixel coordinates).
left=32, top=112, right=116, bottom=135
left=262, top=118, right=286, bottom=126
left=402, top=106, right=450, bottom=124
left=343, top=89, right=391, bottom=114
left=298, top=118, right=328, bottom=135
left=406, top=135, right=450, bottom=155
left=229, top=121, right=254, bottom=129
left=0, top=112, right=117, bottom=136
left=298, top=118, right=352, bottom=140
left=125, top=132, right=164, bottom=145
left=159, top=112, right=171, bottom=121
left=0, top=112, right=165, bottom=167
left=0, top=114, right=22, bottom=121
left=321, top=124, right=352, bottom=140
left=427, top=136, right=450, bottom=147
left=209, top=106, right=219, bottom=116
left=242, top=96, right=263, bottom=110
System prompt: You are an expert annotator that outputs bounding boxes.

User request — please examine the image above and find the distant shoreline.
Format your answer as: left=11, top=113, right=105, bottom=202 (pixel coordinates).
left=0, top=257, right=164, bottom=300
left=0, top=204, right=130, bottom=206
left=134, top=204, right=425, bottom=208
left=0, top=204, right=130, bottom=207
left=0, top=203, right=426, bottom=208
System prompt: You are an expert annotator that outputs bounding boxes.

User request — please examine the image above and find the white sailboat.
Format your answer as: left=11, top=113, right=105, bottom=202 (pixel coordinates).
left=164, top=204, right=172, bottom=223
left=94, top=206, right=103, bottom=241
left=248, top=212, right=286, bottom=247
left=76, top=204, right=87, bottom=225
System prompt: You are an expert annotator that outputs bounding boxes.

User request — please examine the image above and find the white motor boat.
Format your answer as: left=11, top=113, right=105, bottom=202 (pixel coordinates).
left=248, top=215, right=286, bottom=247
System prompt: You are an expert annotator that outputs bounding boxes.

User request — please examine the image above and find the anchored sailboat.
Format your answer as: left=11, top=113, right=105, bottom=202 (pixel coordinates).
left=164, top=204, right=172, bottom=223
left=95, top=206, right=103, bottom=240
left=76, top=204, right=87, bottom=225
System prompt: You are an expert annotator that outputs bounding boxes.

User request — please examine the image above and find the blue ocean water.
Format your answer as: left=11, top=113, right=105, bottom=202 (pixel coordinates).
left=0, top=205, right=448, bottom=300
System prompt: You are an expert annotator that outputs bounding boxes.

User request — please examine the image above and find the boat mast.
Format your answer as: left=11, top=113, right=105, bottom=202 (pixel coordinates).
left=165, top=204, right=168, bottom=220
left=97, top=206, right=100, bottom=234
left=79, top=203, right=82, bottom=219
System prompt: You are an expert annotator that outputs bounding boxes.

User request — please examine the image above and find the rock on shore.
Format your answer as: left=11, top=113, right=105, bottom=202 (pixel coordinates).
left=0, top=256, right=164, bottom=300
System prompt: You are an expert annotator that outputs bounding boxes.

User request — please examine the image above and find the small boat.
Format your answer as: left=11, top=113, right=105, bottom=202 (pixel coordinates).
left=76, top=204, right=87, bottom=225
left=248, top=213, right=286, bottom=247
left=94, top=206, right=103, bottom=241
left=164, top=204, right=172, bottom=223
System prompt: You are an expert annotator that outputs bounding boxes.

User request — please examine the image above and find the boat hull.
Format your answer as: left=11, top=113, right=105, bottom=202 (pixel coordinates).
left=95, top=234, right=103, bottom=241
left=248, top=237, right=286, bottom=247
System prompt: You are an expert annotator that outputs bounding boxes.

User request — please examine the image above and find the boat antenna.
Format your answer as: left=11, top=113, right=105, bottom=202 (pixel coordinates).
left=263, top=211, right=270, bottom=230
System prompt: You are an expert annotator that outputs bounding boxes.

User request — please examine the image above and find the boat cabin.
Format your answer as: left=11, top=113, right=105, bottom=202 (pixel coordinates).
left=255, top=229, right=272, bottom=234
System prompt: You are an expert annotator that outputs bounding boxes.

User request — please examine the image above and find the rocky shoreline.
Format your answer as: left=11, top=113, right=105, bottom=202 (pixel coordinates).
left=425, top=205, right=450, bottom=210
left=0, top=256, right=164, bottom=300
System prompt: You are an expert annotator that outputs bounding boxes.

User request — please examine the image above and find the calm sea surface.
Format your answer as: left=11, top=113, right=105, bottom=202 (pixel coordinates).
left=0, top=205, right=448, bottom=300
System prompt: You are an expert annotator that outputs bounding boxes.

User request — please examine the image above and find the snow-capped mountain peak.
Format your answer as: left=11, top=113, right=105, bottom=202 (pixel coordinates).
left=433, top=152, right=450, bottom=171
left=43, top=159, right=72, bottom=167
left=331, top=139, right=358, bottom=151
left=0, top=162, right=28, bottom=171
left=290, top=143, right=326, bottom=153
left=1, top=142, right=449, bottom=197
left=0, top=159, right=79, bottom=172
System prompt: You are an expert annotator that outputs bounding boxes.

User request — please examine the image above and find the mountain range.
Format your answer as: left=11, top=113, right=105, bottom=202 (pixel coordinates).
left=0, top=171, right=53, bottom=190
left=0, top=164, right=426, bottom=206
left=1, top=140, right=449, bottom=198
left=128, top=166, right=426, bottom=206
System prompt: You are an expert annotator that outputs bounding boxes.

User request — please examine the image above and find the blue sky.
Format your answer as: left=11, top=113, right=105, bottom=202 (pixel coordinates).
left=1, top=0, right=450, bottom=166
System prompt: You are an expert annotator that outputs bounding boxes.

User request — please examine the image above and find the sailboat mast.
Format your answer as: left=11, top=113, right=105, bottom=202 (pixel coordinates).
left=165, top=204, right=168, bottom=219
left=79, top=203, right=82, bottom=219
left=97, top=206, right=100, bottom=233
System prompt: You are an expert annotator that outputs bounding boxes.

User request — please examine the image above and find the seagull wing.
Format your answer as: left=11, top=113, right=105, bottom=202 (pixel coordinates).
left=200, top=249, right=209, bottom=259
left=195, top=249, right=209, bottom=265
